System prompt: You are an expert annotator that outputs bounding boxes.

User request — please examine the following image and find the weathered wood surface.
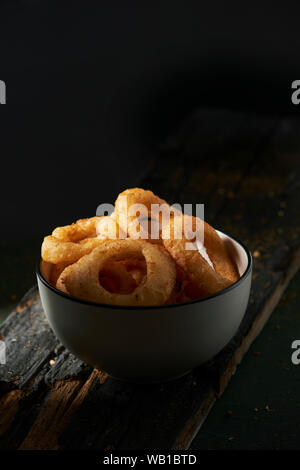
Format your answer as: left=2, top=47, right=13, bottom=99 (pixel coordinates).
left=0, top=109, right=299, bottom=450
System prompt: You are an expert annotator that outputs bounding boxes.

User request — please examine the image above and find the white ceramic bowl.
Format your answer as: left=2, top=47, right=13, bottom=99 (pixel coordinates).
left=37, top=231, right=252, bottom=383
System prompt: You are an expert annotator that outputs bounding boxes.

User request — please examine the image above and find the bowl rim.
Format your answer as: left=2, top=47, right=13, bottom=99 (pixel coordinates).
left=36, top=231, right=252, bottom=310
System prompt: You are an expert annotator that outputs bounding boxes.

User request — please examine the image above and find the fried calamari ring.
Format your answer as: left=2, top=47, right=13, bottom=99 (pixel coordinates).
left=162, top=215, right=235, bottom=295
left=42, top=214, right=124, bottom=265
left=57, top=239, right=176, bottom=306
left=55, top=214, right=125, bottom=243
left=166, top=264, right=210, bottom=304
left=164, top=215, right=239, bottom=282
left=166, top=265, right=193, bottom=304
left=115, top=187, right=177, bottom=244
left=52, top=217, right=101, bottom=241
left=96, top=213, right=127, bottom=240
left=49, top=262, right=70, bottom=288
left=41, top=235, right=108, bottom=265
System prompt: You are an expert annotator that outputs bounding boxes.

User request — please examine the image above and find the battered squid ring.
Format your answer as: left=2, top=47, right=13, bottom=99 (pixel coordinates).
left=166, top=264, right=211, bottom=304
left=57, top=239, right=176, bottom=306
left=96, top=212, right=127, bottom=240
left=49, top=262, right=69, bottom=287
left=52, top=217, right=101, bottom=241
left=162, top=215, right=237, bottom=295
left=42, top=214, right=124, bottom=265
left=41, top=235, right=109, bottom=265
left=115, top=187, right=177, bottom=244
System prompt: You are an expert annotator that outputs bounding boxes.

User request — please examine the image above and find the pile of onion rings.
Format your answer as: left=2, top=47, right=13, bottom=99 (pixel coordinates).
left=41, top=187, right=239, bottom=306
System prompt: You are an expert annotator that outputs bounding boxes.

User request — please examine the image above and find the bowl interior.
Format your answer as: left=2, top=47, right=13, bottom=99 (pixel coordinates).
left=217, top=230, right=248, bottom=277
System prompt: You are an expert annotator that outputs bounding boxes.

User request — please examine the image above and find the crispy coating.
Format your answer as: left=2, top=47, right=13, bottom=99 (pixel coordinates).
left=41, top=236, right=109, bottom=265
left=96, top=213, right=127, bottom=240
left=162, top=215, right=236, bottom=295
left=57, top=239, right=176, bottom=306
left=42, top=214, right=125, bottom=265
left=49, top=262, right=69, bottom=287
left=52, top=217, right=101, bottom=241
left=115, top=187, right=172, bottom=244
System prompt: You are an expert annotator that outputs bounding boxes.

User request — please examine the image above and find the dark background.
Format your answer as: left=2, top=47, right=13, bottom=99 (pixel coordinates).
left=1, top=1, right=300, bottom=242
left=0, top=1, right=300, bottom=450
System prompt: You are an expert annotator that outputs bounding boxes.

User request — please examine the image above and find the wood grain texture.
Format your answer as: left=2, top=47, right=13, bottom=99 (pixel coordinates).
left=0, top=109, right=299, bottom=450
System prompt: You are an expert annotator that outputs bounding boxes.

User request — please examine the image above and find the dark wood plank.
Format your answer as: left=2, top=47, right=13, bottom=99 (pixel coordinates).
left=0, top=109, right=299, bottom=450
left=0, top=287, right=92, bottom=449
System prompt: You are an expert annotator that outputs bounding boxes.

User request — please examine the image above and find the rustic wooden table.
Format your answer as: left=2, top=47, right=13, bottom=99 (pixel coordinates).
left=0, top=109, right=299, bottom=450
